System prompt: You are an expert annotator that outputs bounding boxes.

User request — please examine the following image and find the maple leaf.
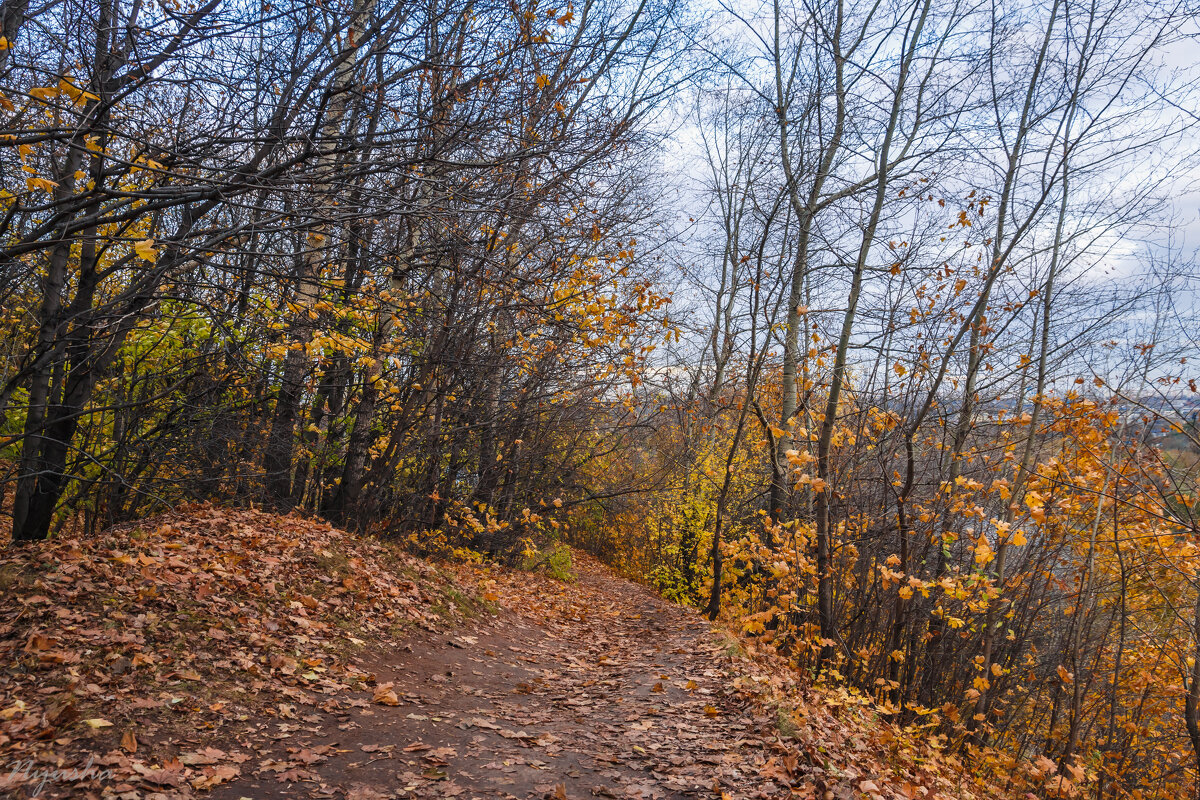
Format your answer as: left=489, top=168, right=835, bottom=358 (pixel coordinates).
left=25, top=176, right=57, bottom=193
left=1034, top=755, right=1058, bottom=777
left=191, top=765, right=239, bottom=789
left=276, top=767, right=316, bottom=782
left=134, top=239, right=157, bottom=261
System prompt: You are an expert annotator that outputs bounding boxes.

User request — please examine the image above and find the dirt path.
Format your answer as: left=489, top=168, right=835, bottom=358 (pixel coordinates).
left=210, top=559, right=795, bottom=800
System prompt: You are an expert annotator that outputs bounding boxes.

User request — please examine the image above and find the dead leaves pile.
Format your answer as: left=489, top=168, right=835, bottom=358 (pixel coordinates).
left=0, top=504, right=459, bottom=798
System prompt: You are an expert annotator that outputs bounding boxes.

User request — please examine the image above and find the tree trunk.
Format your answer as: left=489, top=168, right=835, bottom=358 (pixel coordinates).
left=262, top=0, right=374, bottom=506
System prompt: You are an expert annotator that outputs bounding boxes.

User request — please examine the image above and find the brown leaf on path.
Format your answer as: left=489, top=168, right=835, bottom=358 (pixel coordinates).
left=46, top=695, right=78, bottom=726
left=178, top=746, right=225, bottom=765
left=345, top=785, right=391, bottom=800
left=133, top=757, right=186, bottom=787
left=276, top=766, right=318, bottom=782
left=191, top=764, right=239, bottom=789
left=372, top=682, right=401, bottom=706
left=23, top=633, right=59, bottom=652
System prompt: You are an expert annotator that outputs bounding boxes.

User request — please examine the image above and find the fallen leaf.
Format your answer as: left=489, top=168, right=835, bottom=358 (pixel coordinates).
left=373, top=683, right=401, bottom=706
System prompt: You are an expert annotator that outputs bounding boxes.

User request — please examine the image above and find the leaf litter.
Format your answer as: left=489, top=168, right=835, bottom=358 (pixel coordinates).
left=0, top=506, right=997, bottom=800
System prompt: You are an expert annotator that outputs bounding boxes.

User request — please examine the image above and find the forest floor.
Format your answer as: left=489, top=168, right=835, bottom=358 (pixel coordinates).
left=0, top=507, right=981, bottom=800
left=209, top=556, right=793, bottom=800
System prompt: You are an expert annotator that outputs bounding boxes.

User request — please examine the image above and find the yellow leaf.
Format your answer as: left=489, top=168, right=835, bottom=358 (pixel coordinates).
left=0, top=701, right=27, bottom=719
left=134, top=239, right=157, bottom=262
left=25, top=176, right=57, bottom=193
left=974, top=537, right=993, bottom=566
left=84, top=718, right=113, bottom=728
left=58, top=78, right=85, bottom=100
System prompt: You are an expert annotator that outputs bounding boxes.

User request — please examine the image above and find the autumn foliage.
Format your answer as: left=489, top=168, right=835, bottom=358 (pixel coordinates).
left=574, top=380, right=1200, bottom=798
left=3, top=0, right=1200, bottom=796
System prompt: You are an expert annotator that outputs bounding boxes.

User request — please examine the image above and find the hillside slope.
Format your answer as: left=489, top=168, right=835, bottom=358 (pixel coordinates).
left=0, top=508, right=990, bottom=799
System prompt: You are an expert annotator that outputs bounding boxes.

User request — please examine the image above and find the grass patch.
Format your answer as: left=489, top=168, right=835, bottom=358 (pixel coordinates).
left=714, top=629, right=747, bottom=660
left=776, top=705, right=801, bottom=739
left=314, top=548, right=352, bottom=578
left=520, top=543, right=576, bottom=582
left=0, top=563, right=32, bottom=593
